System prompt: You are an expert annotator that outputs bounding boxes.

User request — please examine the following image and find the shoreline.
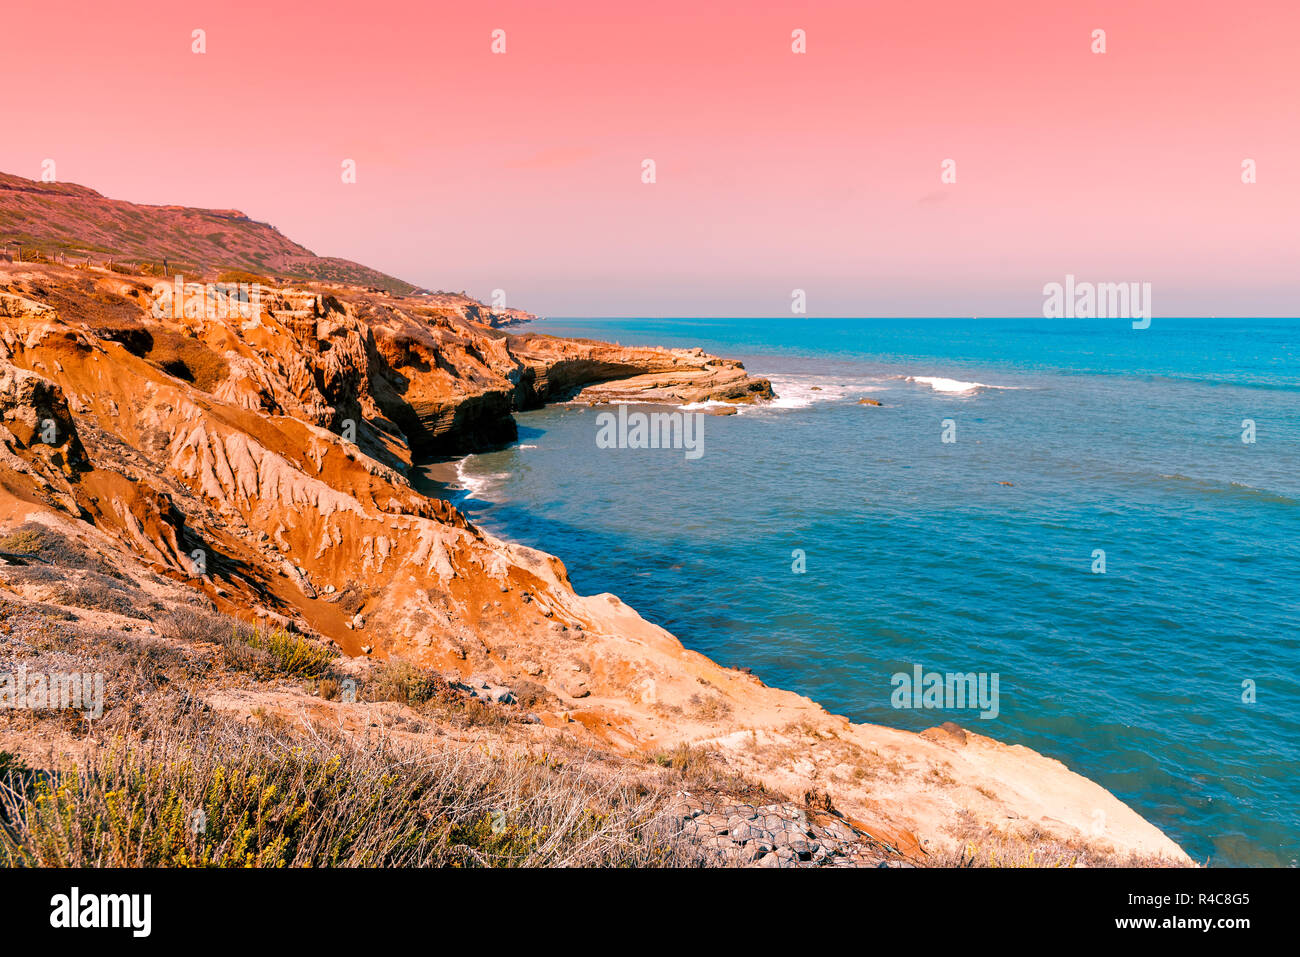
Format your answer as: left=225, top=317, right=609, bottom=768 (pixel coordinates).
left=0, top=260, right=1195, bottom=866
left=406, top=377, right=1199, bottom=865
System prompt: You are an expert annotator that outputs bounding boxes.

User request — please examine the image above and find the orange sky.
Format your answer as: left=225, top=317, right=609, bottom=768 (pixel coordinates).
left=4, top=0, right=1297, bottom=316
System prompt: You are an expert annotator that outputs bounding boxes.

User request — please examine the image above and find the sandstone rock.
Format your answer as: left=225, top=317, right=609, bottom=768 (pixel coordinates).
left=921, top=721, right=968, bottom=746
left=0, top=225, right=1193, bottom=869
left=478, top=685, right=515, bottom=704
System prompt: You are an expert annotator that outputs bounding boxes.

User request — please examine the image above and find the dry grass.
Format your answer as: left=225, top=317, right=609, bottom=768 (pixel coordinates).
left=688, top=693, right=733, bottom=722
left=926, top=811, right=1192, bottom=868
left=0, top=709, right=703, bottom=867
left=158, top=610, right=336, bottom=680
left=364, top=660, right=517, bottom=729
left=0, top=524, right=122, bottom=577
left=215, top=270, right=273, bottom=286
left=143, top=330, right=229, bottom=392
left=646, top=742, right=785, bottom=804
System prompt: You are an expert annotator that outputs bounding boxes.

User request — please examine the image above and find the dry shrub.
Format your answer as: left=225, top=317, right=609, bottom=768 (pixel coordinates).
left=216, top=269, right=273, bottom=286
left=160, top=611, right=335, bottom=679
left=144, top=331, right=229, bottom=392
left=50, top=577, right=137, bottom=617
left=688, top=693, right=734, bottom=722
left=366, top=660, right=446, bottom=706
left=330, top=580, right=369, bottom=616
left=0, top=524, right=120, bottom=576
left=158, top=609, right=244, bottom=646
left=926, top=811, right=1193, bottom=868
left=0, top=710, right=705, bottom=867
left=647, top=743, right=785, bottom=804
left=364, top=662, right=515, bottom=729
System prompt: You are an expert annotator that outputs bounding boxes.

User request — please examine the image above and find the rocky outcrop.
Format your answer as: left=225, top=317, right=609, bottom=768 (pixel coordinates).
left=671, top=794, right=906, bottom=868
left=0, top=317, right=91, bottom=518
left=0, top=258, right=1191, bottom=867
left=506, top=338, right=775, bottom=407
left=0, top=360, right=88, bottom=473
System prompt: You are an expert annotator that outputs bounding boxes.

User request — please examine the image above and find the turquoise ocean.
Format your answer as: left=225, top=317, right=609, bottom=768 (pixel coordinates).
left=438, top=316, right=1299, bottom=866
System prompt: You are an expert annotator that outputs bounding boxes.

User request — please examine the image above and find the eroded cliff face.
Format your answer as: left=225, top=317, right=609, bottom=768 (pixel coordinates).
left=0, top=263, right=776, bottom=666
left=0, top=261, right=1190, bottom=865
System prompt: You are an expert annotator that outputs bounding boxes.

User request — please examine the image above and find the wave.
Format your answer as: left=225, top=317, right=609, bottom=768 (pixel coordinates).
left=680, top=399, right=738, bottom=411
left=1157, top=473, right=1298, bottom=507
left=763, top=374, right=886, bottom=410
left=454, top=456, right=511, bottom=502
left=903, top=375, right=1019, bottom=395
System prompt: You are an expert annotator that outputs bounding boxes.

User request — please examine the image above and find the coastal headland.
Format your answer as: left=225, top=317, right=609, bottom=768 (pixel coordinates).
left=0, top=173, right=1191, bottom=866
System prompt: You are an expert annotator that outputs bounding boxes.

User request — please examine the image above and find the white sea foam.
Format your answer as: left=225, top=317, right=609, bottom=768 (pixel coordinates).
left=904, top=375, right=1017, bottom=395
left=763, top=374, right=886, bottom=410
left=454, top=456, right=510, bottom=501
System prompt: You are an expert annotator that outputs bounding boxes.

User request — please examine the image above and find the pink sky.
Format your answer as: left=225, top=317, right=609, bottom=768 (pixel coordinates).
left=4, top=0, right=1297, bottom=316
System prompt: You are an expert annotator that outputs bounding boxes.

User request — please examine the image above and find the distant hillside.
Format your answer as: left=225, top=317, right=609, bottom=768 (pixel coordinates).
left=0, top=171, right=423, bottom=295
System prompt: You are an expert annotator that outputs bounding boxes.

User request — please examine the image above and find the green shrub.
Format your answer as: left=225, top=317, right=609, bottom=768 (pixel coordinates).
left=367, top=661, right=444, bottom=706
left=230, top=626, right=334, bottom=679
left=161, top=612, right=335, bottom=680
left=0, top=529, right=45, bottom=555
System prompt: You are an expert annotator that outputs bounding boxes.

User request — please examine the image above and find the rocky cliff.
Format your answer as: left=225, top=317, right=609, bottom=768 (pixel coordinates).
left=0, top=172, right=1192, bottom=865
left=0, top=259, right=1190, bottom=866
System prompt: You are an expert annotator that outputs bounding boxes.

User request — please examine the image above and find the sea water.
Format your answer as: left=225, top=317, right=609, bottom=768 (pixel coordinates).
left=437, top=316, right=1299, bottom=867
